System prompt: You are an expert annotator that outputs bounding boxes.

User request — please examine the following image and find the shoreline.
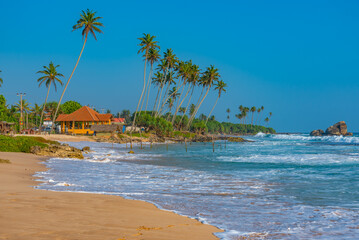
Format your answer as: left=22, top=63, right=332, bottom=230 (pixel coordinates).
left=0, top=151, right=222, bottom=240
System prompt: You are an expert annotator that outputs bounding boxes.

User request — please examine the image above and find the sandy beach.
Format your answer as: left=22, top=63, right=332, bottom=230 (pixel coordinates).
left=0, top=152, right=221, bottom=240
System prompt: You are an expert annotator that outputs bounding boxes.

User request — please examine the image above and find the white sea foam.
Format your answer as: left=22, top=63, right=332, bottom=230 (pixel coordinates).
left=255, top=132, right=359, bottom=144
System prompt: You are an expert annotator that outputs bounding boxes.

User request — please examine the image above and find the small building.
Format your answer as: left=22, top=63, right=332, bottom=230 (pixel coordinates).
left=0, top=121, right=15, bottom=134
left=43, top=117, right=53, bottom=127
left=56, top=106, right=112, bottom=135
left=112, top=118, right=126, bottom=124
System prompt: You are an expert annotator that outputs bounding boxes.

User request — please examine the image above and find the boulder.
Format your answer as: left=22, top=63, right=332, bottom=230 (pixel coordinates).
left=82, top=146, right=91, bottom=152
left=325, top=121, right=352, bottom=136
left=30, top=144, right=84, bottom=159
left=310, top=129, right=324, bottom=136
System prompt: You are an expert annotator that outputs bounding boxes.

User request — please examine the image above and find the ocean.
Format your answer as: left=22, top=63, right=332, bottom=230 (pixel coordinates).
left=35, top=133, right=359, bottom=239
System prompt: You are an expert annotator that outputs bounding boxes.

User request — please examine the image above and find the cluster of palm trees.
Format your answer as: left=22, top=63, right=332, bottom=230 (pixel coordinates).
left=133, top=33, right=227, bottom=131
left=228, top=105, right=272, bottom=126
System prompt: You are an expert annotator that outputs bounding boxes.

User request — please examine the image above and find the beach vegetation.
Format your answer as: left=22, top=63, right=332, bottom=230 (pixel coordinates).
left=0, top=135, right=48, bottom=153
left=61, top=101, right=82, bottom=114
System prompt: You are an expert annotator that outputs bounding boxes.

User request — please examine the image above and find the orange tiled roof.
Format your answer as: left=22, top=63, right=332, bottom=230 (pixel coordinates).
left=55, top=106, right=112, bottom=122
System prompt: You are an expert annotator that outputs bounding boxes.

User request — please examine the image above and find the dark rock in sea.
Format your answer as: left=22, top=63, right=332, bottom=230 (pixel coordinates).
left=310, top=121, right=352, bottom=137
left=82, top=146, right=91, bottom=152
left=310, top=129, right=324, bottom=136
left=325, top=121, right=352, bottom=136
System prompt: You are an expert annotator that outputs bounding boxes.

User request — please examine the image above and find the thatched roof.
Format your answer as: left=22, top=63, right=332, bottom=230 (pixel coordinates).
left=90, top=124, right=119, bottom=133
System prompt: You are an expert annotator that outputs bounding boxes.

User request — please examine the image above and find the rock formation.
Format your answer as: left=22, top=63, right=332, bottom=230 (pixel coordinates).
left=310, top=121, right=353, bottom=136
left=30, top=144, right=84, bottom=159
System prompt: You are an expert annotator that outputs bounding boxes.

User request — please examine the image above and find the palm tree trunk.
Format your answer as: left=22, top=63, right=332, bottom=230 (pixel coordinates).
left=154, top=65, right=169, bottom=117
left=144, top=64, right=154, bottom=112
left=51, top=35, right=88, bottom=132
left=171, top=81, right=188, bottom=124
left=251, top=113, right=254, bottom=126
left=205, top=95, right=219, bottom=125
left=39, top=85, right=51, bottom=131
left=157, top=83, right=170, bottom=116
left=179, top=86, right=194, bottom=128
left=188, top=85, right=211, bottom=128
left=131, top=49, right=148, bottom=132
left=159, top=80, right=185, bottom=116
left=186, top=87, right=205, bottom=130
left=140, top=63, right=151, bottom=114
left=152, top=86, right=161, bottom=117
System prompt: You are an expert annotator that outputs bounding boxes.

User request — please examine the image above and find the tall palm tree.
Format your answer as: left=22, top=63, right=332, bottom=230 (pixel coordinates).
left=132, top=33, right=159, bottom=130
left=226, top=108, right=230, bottom=121
left=52, top=9, right=103, bottom=130
left=143, top=47, right=160, bottom=112
left=255, top=107, right=261, bottom=125
left=32, top=103, right=42, bottom=127
left=206, top=80, right=227, bottom=124
left=0, top=70, right=3, bottom=87
left=250, top=106, right=256, bottom=126
left=156, top=50, right=178, bottom=116
left=264, top=117, right=269, bottom=126
left=37, top=62, right=64, bottom=130
left=178, top=64, right=200, bottom=128
left=187, top=65, right=220, bottom=129
left=151, top=71, right=164, bottom=116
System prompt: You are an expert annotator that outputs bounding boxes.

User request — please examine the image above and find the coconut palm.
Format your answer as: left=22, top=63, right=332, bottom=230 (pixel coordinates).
left=264, top=117, right=269, bottom=126
left=52, top=9, right=103, bottom=130
left=37, top=62, right=64, bottom=130
left=171, top=60, right=193, bottom=124
left=166, top=98, right=174, bottom=121
left=178, top=64, right=200, bottom=127
left=226, top=108, right=230, bottom=121
left=255, top=108, right=261, bottom=125
left=206, top=80, right=227, bottom=124
left=156, top=49, right=178, bottom=116
left=32, top=103, right=42, bottom=127
left=179, top=107, right=186, bottom=115
left=158, top=71, right=177, bottom=116
left=250, top=106, right=256, bottom=126
left=187, top=65, right=220, bottom=129
left=189, top=104, right=196, bottom=116
left=143, top=47, right=160, bottom=112
left=0, top=70, right=3, bottom=87
left=132, top=33, right=159, bottom=129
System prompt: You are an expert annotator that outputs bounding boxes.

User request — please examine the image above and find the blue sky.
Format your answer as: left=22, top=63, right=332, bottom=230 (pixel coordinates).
left=1, top=0, right=359, bottom=132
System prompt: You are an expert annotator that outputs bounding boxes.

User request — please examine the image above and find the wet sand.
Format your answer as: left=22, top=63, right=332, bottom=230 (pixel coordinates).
left=0, top=152, right=221, bottom=240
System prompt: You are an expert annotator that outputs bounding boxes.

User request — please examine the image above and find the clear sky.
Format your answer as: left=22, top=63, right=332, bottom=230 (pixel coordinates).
left=1, top=0, right=358, bottom=132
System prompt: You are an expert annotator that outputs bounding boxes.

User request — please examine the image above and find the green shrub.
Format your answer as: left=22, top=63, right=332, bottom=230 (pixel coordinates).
left=0, top=135, right=48, bottom=153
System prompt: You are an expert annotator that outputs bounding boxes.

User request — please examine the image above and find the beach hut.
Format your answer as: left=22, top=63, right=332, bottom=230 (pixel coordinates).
left=0, top=121, right=15, bottom=134
left=56, top=106, right=112, bottom=135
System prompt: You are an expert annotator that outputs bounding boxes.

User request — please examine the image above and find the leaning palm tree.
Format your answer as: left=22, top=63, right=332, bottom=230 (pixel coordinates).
left=37, top=62, right=64, bottom=130
left=51, top=9, right=103, bottom=130
left=0, top=70, right=3, bottom=87
left=187, top=65, right=220, bottom=129
left=205, top=80, right=227, bottom=124
left=250, top=106, right=256, bottom=126
left=132, top=33, right=159, bottom=130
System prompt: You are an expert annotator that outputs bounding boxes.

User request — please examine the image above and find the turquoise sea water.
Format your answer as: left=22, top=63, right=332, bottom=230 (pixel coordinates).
left=36, top=133, right=359, bottom=239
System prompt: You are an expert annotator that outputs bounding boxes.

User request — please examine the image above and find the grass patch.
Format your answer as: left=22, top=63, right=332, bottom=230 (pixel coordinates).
left=173, top=131, right=196, bottom=139
left=0, top=135, right=48, bottom=153
left=0, top=159, right=11, bottom=164
left=124, top=133, right=149, bottom=138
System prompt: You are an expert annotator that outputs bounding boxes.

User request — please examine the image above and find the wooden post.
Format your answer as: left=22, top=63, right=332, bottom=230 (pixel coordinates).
left=212, top=136, right=215, bottom=153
